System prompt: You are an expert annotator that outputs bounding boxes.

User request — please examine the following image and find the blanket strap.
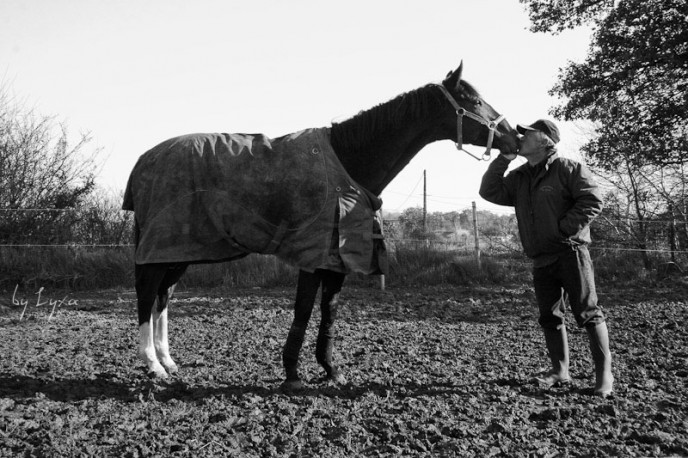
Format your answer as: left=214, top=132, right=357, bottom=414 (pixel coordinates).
left=262, top=221, right=289, bottom=254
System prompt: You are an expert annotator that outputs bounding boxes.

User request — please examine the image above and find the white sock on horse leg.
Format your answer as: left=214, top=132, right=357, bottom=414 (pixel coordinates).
left=139, top=318, right=167, bottom=378
left=152, top=306, right=178, bottom=374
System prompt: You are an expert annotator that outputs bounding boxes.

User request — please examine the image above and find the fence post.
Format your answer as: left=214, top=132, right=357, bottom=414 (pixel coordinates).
left=669, top=203, right=677, bottom=263
left=472, top=201, right=481, bottom=269
left=380, top=210, right=385, bottom=291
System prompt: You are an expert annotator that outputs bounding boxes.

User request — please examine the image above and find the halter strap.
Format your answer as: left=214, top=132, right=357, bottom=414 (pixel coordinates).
left=434, top=84, right=506, bottom=161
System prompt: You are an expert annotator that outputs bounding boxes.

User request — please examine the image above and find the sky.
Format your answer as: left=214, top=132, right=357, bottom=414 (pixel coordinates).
left=0, top=0, right=593, bottom=215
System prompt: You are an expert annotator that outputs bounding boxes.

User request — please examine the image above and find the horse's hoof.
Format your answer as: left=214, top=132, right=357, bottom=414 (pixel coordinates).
left=147, top=371, right=168, bottom=380
left=147, top=367, right=169, bottom=380
left=594, top=387, right=614, bottom=399
left=280, top=379, right=305, bottom=393
left=532, top=371, right=571, bottom=387
left=328, top=371, right=347, bottom=386
left=593, top=374, right=614, bottom=398
left=163, top=362, right=179, bottom=375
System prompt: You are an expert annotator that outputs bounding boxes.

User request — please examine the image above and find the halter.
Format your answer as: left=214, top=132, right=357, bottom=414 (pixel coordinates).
left=434, top=84, right=506, bottom=161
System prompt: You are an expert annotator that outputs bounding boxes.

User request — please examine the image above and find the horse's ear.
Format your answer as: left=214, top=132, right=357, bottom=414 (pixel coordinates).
left=443, top=61, right=464, bottom=91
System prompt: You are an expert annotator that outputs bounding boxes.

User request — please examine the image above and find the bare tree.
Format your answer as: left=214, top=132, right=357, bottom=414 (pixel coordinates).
left=594, top=153, right=661, bottom=268
left=592, top=150, right=688, bottom=269
left=72, top=188, right=134, bottom=245
left=0, top=83, right=99, bottom=244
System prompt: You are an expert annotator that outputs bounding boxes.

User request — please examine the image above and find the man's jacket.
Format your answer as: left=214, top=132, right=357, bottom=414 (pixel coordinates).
left=479, top=154, right=603, bottom=267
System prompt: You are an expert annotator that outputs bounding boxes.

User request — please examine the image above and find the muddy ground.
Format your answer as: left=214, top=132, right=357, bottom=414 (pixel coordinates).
left=1, top=283, right=687, bottom=457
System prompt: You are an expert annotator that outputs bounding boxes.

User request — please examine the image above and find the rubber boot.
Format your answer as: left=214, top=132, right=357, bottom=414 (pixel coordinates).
left=537, top=326, right=571, bottom=386
left=586, top=322, right=614, bottom=397
left=315, top=326, right=335, bottom=376
left=281, top=322, right=308, bottom=391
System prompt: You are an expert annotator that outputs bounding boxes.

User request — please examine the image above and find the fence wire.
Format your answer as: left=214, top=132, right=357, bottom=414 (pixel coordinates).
left=1, top=208, right=687, bottom=262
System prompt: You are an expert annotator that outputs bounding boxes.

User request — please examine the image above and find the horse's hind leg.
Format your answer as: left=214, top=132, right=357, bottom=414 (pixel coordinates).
left=316, top=270, right=346, bottom=383
left=282, top=270, right=321, bottom=389
left=152, top=263, right=188, bottom=375
left=136, top=263, right=168, bottom=378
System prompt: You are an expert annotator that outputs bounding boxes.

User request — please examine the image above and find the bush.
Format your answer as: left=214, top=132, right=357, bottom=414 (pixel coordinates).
left=0, top=246, right=133, bottom=291
left=181, top=256, right=299, bottom=289
left=591, top=248, right=654, bottom=285
left=1, top=243, right=681, bottom=294
left=375, top=242, right=531, bottom=287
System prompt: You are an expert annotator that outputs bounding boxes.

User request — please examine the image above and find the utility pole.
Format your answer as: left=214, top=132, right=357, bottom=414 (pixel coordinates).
left=472, top=201, right=481, bottom=269
left=423, top=170, right=427, bottom=232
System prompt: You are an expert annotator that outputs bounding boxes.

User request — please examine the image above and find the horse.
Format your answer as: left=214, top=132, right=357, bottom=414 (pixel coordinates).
left=122, top=62, right=520, bottom=390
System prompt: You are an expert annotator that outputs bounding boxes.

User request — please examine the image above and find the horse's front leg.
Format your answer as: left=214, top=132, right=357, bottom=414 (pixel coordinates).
left=282, top=270, right=321, bottom=390
left=316, top=270, right=346, bottom=384
left=139, top=317, right=169, bottom=378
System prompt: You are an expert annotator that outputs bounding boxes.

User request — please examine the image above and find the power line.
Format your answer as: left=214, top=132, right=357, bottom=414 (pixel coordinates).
left=1, top=241, right=687, bottom=255
left=592, top=247, right=688, bottom=254
left=0, top=244, right=133, bottom=248
left=391, top=173, right=425, bottom=212
left=0, top=208, right=78, bottom=212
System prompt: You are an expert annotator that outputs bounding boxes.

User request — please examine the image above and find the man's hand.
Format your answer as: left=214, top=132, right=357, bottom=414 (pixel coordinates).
left=501, top=152, right=517, bottom=161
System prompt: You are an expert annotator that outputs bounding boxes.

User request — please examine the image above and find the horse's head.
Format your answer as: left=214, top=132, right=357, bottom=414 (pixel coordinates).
left=439, top=62, right=520, bottom=158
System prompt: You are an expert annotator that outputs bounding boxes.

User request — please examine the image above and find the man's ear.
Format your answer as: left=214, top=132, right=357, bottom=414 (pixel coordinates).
left=442, top=60, right=464, bottom=91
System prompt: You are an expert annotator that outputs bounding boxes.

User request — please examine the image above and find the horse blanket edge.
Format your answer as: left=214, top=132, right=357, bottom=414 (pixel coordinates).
left=122, top=127, right=387, bottom=275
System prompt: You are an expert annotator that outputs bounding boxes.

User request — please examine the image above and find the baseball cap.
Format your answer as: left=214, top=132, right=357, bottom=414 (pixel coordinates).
left=516, top=119, right=560, bottom=144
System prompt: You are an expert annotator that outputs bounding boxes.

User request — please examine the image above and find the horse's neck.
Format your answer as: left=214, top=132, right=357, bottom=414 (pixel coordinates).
left=329, top=85, right=450, bottom=196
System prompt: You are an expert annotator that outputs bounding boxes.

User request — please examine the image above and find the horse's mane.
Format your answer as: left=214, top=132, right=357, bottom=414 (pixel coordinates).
left=330, top=81, right=481, bottom=155
left=330, top=84, right=444, bottom=154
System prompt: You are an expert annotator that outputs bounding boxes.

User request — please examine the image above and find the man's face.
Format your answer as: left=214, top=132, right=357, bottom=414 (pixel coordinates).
left=518, top=130, right=545, bottom=157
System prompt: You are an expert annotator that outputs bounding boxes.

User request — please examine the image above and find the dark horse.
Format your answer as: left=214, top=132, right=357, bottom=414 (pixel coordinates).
left=123, top=62, right=519, bottom=390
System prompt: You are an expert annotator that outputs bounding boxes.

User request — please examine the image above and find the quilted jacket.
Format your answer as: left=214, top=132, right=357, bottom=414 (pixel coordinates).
left=479, top=154, right=603, bottom=267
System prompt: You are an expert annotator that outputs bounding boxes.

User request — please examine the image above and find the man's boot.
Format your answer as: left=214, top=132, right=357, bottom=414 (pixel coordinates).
left=536, top=326, right=571, bottom=386
left=586, top=322, right=614, bottom=397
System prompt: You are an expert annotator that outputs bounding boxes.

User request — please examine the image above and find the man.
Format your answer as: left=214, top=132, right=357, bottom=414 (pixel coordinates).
left=479, top=119, right=613, bottom=397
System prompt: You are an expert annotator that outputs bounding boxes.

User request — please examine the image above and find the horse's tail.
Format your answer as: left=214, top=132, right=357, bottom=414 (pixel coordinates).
left=122, top=173, right=135, bottom=211
left=133, top=218, right=140, bottom=249
left=122, top=172, right=140, bottom=251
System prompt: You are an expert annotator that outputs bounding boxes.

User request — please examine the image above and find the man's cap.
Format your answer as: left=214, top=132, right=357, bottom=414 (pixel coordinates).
left=516, top=119, right=560, bottom=144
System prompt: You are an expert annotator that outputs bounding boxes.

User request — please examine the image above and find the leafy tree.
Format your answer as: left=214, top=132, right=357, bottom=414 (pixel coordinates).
left=520, top=0, right=614, bottom=33
left=522, top=0, right=615, bottom=33
left=521, top=0, right=688, bottom=269
left=397, top=207, right=427, bottom=239
left=477, top=211, right=520, bottom=252
left=520, top=0, right=688, bottom=168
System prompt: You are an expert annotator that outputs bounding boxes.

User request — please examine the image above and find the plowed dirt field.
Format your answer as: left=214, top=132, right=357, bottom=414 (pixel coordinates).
left=1, top=284, right=687, bottom=457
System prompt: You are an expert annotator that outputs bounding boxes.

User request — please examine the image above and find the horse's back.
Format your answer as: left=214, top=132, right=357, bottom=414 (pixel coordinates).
left=122, top=129, right=335, bottom=265
left=122, top=132, right=269, bottom=211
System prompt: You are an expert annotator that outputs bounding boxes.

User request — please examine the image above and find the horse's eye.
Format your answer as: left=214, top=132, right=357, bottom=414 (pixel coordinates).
left=475, top=99, right=482, bottom=106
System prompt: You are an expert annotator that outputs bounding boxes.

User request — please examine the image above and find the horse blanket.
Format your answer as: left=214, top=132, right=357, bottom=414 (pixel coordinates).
left=122, top=128, right=387, bottom=275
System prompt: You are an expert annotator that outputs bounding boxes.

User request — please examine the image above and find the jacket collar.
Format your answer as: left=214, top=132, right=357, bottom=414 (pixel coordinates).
left=515, top=152, right=558, bottom=175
